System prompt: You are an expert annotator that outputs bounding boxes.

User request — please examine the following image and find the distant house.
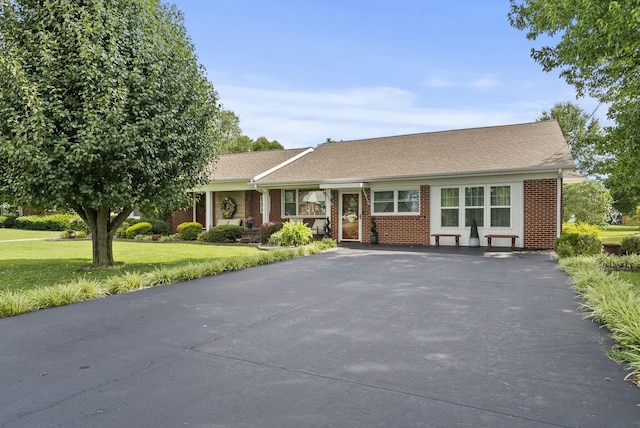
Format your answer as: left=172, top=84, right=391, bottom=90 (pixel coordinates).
left=171, top=121, right=575, bottom=249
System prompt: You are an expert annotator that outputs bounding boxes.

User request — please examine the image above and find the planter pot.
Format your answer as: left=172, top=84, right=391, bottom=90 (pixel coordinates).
left=152, top=234, right=161, bottom=241
left=469, top=237, right=480, bottom=248
left=370, top=234, right=378, bottom=245
left=602, top=243, right=622, bottom=255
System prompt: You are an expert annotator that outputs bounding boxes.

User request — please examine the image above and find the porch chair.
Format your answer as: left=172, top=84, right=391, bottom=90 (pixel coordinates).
left=310, top=218, right=326, bottom=238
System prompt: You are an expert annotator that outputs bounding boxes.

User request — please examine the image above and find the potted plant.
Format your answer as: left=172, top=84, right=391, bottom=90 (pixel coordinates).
left=469, top=218, right=480, bottom=247
left=370, top=218, right=378, bottom=244
left=246, top=217, right=255, bottom=230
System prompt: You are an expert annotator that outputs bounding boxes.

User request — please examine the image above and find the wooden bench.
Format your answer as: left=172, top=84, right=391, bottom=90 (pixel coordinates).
left=485, top=234, right=519, bottom=249
left=431, top=234, right=461, bottom=247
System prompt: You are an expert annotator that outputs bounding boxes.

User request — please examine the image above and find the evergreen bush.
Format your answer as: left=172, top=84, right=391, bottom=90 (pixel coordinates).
left=14, top=214, right=76, bottom=230
left=69, top=216, right=90, bottom=233
left=177, top=222, right=203, bottom=241
left=260, top=222, right=283, bottom=244
left=621, top=235, right=640, bottom=255
left=554, top=232, right=602, bottom=258
left=198, top=225, right=243, bottom=243
left=0, top=215, right=17, bottom=228
left=562, top=222, right=601, bottom=238
left=125, top=222, right=153, bottom=239
left=267, top=230, right=283, bottom=246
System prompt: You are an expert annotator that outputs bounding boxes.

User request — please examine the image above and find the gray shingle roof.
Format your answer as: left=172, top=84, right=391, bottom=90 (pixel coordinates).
left=254, top=121, right=573, bottom=184
left=207, top=148, right=309, bottom=181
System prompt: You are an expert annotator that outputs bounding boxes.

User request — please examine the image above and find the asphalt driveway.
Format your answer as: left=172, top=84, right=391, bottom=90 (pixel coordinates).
left=1, top=246, right=638, bottom=427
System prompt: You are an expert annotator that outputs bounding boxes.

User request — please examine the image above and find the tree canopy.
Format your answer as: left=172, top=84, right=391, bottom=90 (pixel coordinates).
left=0, top=0, right=220, bottom=266
left=510, top=0, right=640, bottom=213
left=563, top=181, right=613, bottom=226
left=537, top=102, right=604, bottom=176
left=216, top=109, right=284, bottom=154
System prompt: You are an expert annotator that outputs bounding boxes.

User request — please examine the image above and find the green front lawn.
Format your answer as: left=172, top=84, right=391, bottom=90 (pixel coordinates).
left=600, top=225, right=639, bottom=244
left=0, top=228, right=62, bottom=241
left=0, top=236, right=259, bottom=292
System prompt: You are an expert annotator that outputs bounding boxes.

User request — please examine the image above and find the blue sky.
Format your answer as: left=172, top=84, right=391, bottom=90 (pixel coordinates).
left=171, top=1, right=603, bottom=149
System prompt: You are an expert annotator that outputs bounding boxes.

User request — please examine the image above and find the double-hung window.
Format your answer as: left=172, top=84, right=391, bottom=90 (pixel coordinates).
left=283, top=189, right=326, bottom=217
left=490, top=186, right=511, bottom=227
left=440, top=188, right=459, bottom=227
left=372, top=190, right=419, bottom=214
left=465, top=187, right=484, bottom=227
left=439, top=185, right=512, bottom=229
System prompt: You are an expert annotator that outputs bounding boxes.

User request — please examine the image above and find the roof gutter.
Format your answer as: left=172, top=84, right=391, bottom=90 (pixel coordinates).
left=251, top=164, right=576, bottom=187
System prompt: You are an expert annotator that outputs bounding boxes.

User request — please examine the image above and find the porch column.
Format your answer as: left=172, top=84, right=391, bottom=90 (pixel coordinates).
left=258, top=188, right=270, bottom=224
left=205, top=191, right=213, bottom=230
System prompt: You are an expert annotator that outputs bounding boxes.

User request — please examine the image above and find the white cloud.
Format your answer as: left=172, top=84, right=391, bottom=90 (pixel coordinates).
left=216, top=84, right=541, bottom=148
left=422, top=74, right=499, bottom=90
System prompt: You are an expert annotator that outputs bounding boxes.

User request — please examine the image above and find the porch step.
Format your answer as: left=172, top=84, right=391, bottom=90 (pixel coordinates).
left=241, top=230, right=260, bottom=243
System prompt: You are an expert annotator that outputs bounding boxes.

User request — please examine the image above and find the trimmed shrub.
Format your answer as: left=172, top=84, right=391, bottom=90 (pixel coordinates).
left=149, top=218, right=170, bottom=235
left=14, top=214, right=76, bottom=231
left=280, top=220, right=312, bottom=246
left=267, top=230, right=283, bottom=246
left=554, top=232, right=602, bottom=258
left=177, top=222, right=203, bottom=241
left=115, top=223, right=129, bottom=238
left=69, top=216, right=90, bottom=233
left=260, top=222, right=283, bottom=244
left=198, top=225, right=243, bottom=243
left=621, top=235, right=640, bottom=255
left=125, top=222, right=153, bottom=239
left=562, top=222, right=602, bottom=238
left=0, top=215, right=17, bottom=228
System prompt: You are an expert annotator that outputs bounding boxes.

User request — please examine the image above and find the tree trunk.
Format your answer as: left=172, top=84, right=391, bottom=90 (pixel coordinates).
left=76, top=205, right=131, bottom=267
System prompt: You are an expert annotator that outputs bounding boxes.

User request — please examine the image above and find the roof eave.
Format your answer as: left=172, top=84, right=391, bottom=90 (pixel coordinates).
left=252, top=164, right=575, bottom=187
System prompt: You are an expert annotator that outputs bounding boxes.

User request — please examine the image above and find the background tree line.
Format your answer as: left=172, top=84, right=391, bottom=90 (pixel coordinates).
left=510, top=0, right=640, bottom=221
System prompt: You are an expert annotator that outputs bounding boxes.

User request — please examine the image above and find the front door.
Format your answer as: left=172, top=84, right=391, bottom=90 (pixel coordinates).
left=340, top=193, right=361, bottom=241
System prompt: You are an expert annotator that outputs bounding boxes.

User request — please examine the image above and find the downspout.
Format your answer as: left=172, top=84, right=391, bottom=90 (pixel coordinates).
left=557, top=169, right=563, bottom=238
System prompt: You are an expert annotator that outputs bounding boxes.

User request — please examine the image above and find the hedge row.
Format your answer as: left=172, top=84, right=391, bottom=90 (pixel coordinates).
left=13, top=214, right=77, bottom=231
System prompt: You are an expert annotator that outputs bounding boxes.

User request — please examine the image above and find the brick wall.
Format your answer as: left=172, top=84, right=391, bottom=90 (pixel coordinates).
left=170, top=207, right=193, bottom=233
left=247, top=190, right=262, bottom=227
left=365, top=185, right=430, bottom=245
left=330, top=190, right=339, bottom=241
left=523, top=178, right=558, bottom=249
left=269, top=189, right=282, bottom=222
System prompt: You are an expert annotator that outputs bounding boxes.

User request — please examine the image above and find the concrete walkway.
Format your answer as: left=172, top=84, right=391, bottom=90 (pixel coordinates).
left=0, top=246, right=638, bottom=427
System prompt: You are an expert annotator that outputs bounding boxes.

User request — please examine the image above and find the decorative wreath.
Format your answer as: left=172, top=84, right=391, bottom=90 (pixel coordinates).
left=221, top=197, right=237, bottom=219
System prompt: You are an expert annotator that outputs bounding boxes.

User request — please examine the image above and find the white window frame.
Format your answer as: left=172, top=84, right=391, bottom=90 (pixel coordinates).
left=282, top=189, right=326, bottom=218
left=372, top=189, right=420, bottom=215
left=489, top=185, right=511, bottom=228
left=438, top=185, right=513, bottom=229
left=440, top=187, right=460, bottom=228
left=464, top=186, right=485, bottom=227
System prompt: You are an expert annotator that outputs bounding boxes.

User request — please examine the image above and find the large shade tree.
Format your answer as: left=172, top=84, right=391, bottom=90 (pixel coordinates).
left=0, top=0, right=220, bottom=266
left=537, top=102, right=604, bottom=176
left=509, top=1, right=640, bottom=210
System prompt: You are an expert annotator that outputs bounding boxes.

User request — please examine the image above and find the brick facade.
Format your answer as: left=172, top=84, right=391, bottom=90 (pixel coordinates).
left=268, top=189, right=282, bottom=222
left=523, top=178, right=558, bottom=249
left=170, top=181, right=559, bottom=248
left=360, top=185, right=430, bottom=245
left=247, top=190, right=262, bottom=228
left=170, top=207, right=193, bottom=233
